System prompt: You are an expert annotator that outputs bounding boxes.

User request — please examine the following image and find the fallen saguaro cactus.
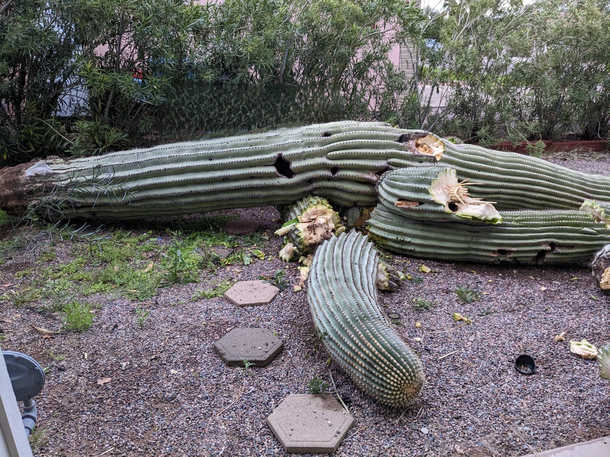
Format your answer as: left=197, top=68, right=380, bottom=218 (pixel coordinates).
left=0, top=121, right=401, bottom=218
left=3, top=121, right=610, bottom=266
left=5, top=121, right=610, bottom=220
left=307, top=231, right=425, bottom=408
left=369, top=167, right=610, bottom=264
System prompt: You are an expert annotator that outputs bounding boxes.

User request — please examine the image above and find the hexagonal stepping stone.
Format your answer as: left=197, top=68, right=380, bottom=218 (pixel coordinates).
left=224, top=280, right=279, bottom=306
left=267, top=394, right=354, bottom=454
left=223, top=219, right=261, bottom=235
left=214, top=328, right=283, bottom=367
left=211, top=246, right=232, bottom=259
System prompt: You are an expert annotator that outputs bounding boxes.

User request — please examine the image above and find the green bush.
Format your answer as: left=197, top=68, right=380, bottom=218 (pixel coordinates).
left=61, top=301, right=94, bottom=332
left=418, top=0, right=610, bottom=144
left=0, top=0, right=422, bottom=165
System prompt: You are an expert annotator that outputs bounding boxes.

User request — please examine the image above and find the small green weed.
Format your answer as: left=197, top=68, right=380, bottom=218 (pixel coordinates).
left=135, top=305, right=151, bottom=328
left=456, top=285, right=481, bottom=303
left=14, top=268, right=34, bottom=279
left=47, top=351, right=66, bottom=362
left=408, top=275, right=424, bottom=285
left=198, top=245, right=222, bottom=271
left=29, top=427, right=47, bottom=452
left=0, top=210, right=9, bottom=226
left=413, top=298, right=436, bottom=310
left=191, top=280, right=234, bottom=300
left=272, top=270, right=289, bottom=290
left=259, top=270, right=289, bottom=291
left=307, top=375, right=329, bottom=395
left=61, top=301, right=93, bottom=332
left=242, top=359, right=255, bottom=375
left=11, top=288, right=42, bottom=307
left=162, top=234, right=199, bottom=285
left=242, top=359, right=255, bottom=369
left=40, top=248, right=57, bottom=262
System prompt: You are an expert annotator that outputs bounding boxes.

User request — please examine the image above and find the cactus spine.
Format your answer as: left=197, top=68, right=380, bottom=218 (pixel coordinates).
left=307, top=231, right=425, bottom=408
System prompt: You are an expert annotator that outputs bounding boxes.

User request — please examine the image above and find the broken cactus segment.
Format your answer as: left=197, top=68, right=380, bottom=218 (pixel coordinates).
left=307, top=231, right=425, bottom=408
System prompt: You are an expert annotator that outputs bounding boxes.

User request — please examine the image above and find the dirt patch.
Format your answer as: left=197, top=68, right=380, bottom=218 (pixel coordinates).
left=1, top=154, right=609, bottom=456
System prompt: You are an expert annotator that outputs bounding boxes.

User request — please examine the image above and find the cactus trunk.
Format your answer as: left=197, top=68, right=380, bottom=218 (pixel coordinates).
left=0, top=121, right=403, bottom=218
left=3, top=123, right=610, bottom=219
left=307, top=231, right=425, bottom=408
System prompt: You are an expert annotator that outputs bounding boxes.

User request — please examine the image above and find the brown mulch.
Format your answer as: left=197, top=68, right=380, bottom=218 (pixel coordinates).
left=1, top=153, right=610, bottom=456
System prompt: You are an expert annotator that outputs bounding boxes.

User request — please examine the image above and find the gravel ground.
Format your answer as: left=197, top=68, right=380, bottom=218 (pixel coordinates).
left=1, top=153, right=610, bottom=457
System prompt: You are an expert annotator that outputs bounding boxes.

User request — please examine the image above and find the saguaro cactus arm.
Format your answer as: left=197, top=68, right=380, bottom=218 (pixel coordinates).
left=369, top=167, right=610, bottom=264
left=307, top=231, right=425, bottom=408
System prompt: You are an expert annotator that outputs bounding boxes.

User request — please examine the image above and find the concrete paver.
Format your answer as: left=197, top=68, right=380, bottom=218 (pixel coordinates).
left=224, top=280, right=279, bottom=306
left=522, top=436, right=609, bottom=457
left=267, top=394, right=354, bottom=454
left=214, top=328, right=283, bottom=367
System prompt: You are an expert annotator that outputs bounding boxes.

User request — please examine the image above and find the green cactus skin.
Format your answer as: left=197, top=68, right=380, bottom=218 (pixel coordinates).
left=367, top=166, right=610, bottom=264
left=7, top=121, right=407, bottom=218
left=369, top=207, right=610, bottom=265
left=330, top=134, right=610, bottom=212
left=4, top=122, right=610, bottom=220
left=307, top=231, right=425, bottom=408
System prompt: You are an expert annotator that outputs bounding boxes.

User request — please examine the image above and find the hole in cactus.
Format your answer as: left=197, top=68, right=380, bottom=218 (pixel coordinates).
left=549, top=242, right=557, bottom=252
left=497, top=249, right=511, bottom=256
left=330, top=167, right=339, bottom=176
left=322, top=131, right=332, bottom=137
left=375, top=166, right=390, bottom=177
left=534, top=250, right=547, bottom=264
left=448, top=202, right=459, bottom=212
left=273, top=154, right=295, bottom=178
left=397, top=134, right=410, bottom=143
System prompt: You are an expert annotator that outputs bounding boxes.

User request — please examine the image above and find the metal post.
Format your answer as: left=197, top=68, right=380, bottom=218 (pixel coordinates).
left=0, top=345, right=33, bottom=457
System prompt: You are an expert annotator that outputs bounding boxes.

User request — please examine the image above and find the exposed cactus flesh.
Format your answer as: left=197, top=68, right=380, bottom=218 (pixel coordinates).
left=570, top=339, right=598, bottom=359
left=307, top=231, right=425, bottom=408
left=278, top=243, right=298, bottom=262
left=591, top=244, right=610, bottom=290
left=280, top=196, right=343, bottom=255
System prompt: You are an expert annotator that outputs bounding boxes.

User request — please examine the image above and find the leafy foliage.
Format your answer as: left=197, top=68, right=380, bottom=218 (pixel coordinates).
left=413, top=298, right=436, bottom=310
left=417, top=0, right=610, bottom=144
left=0, top=0, right=422, bottom=165
left=61, top=301, right=94, bottom=332
left=456, top=285, right=480, bottom=304
left=307, top=375, right=329, bottom=395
